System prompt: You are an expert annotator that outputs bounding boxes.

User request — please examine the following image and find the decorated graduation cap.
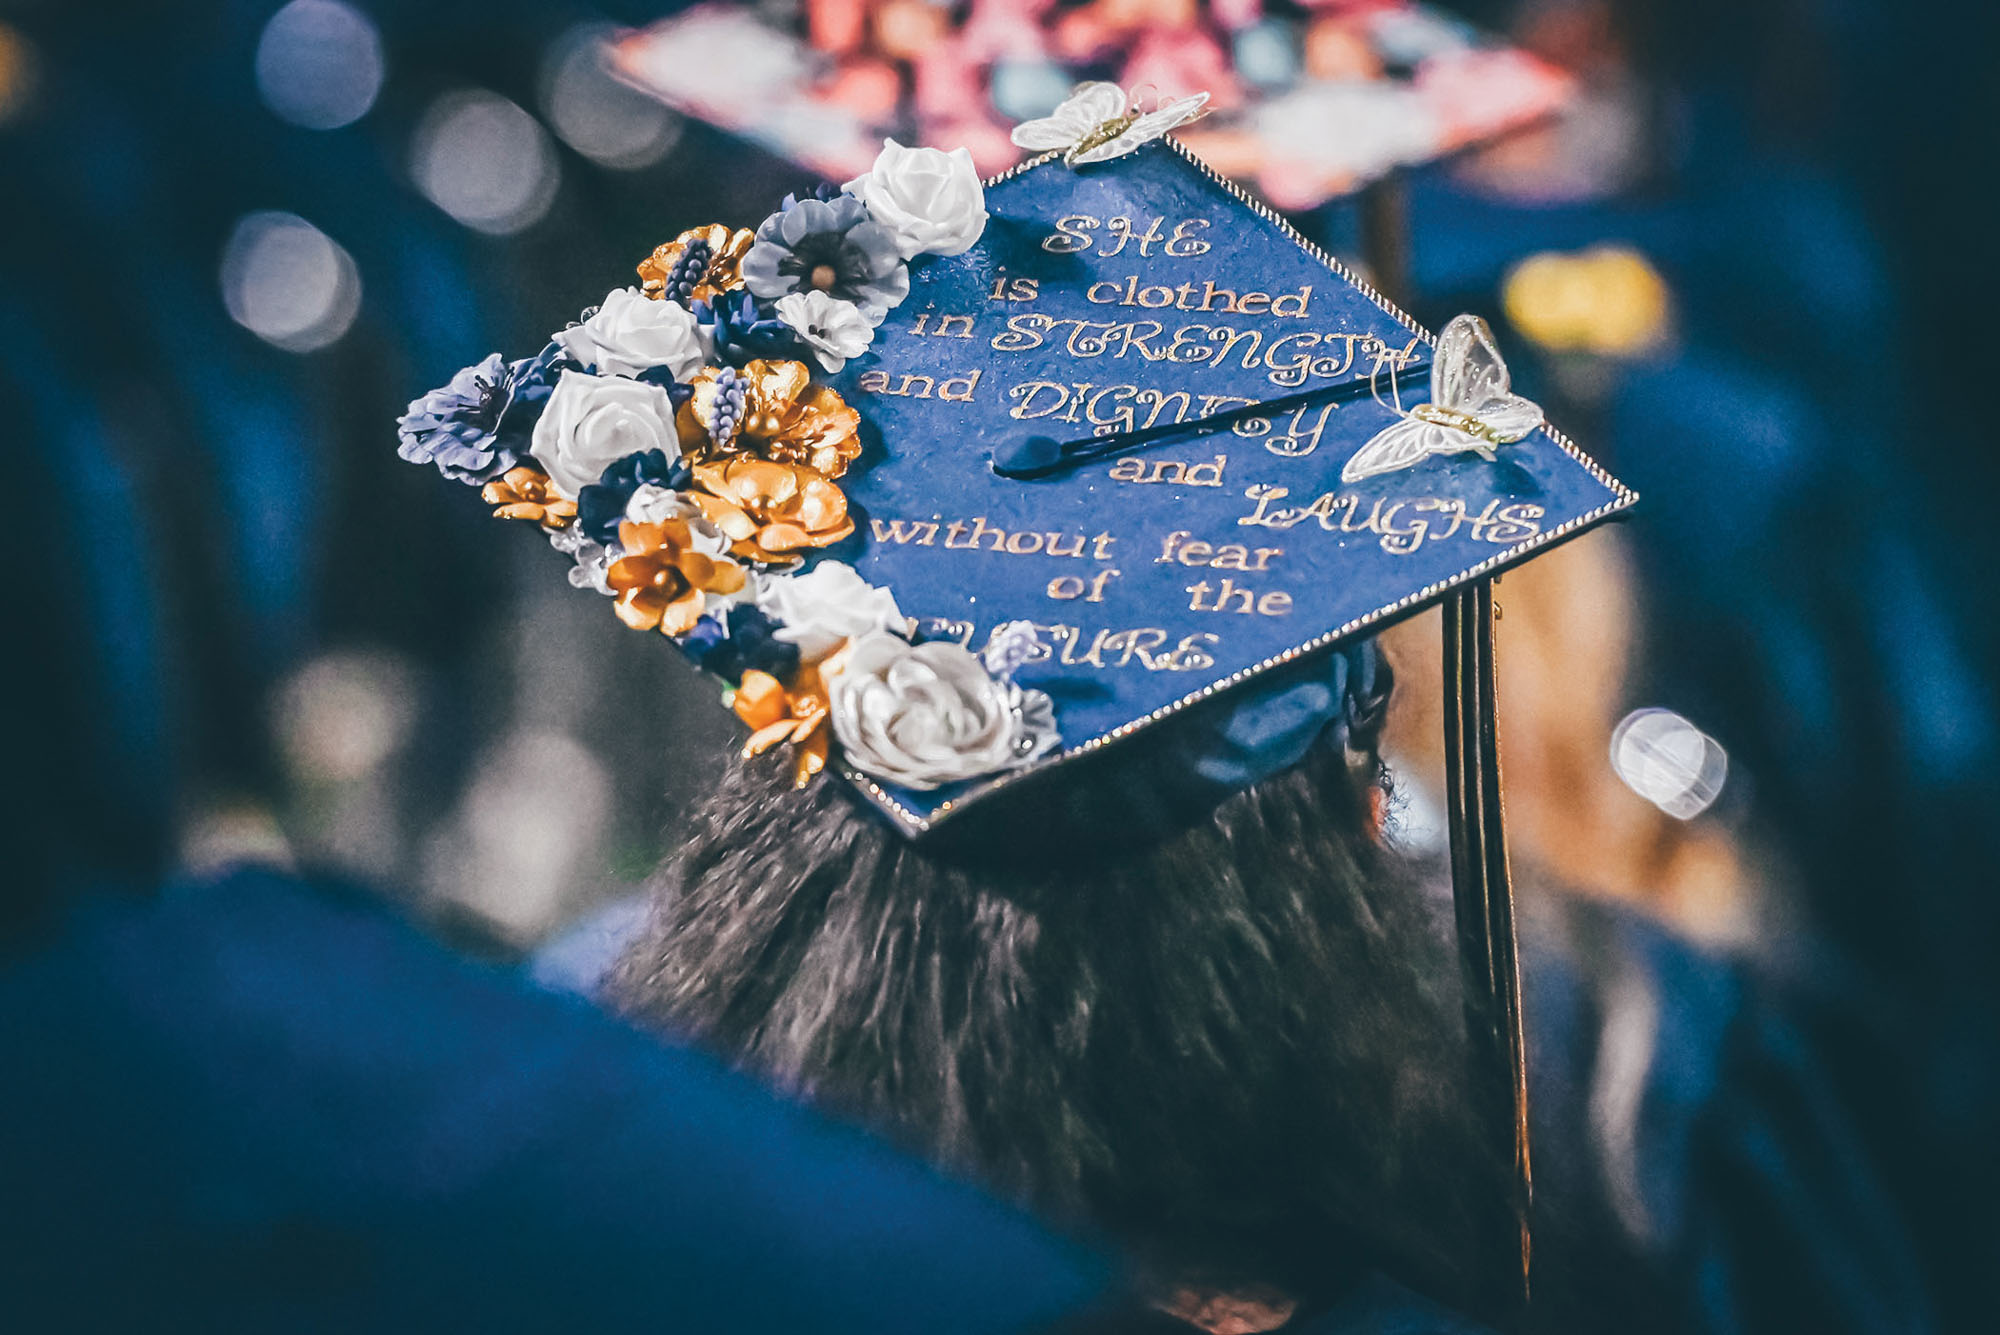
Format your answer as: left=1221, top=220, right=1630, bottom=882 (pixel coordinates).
left=395, top=83, right=1633, bottom=1315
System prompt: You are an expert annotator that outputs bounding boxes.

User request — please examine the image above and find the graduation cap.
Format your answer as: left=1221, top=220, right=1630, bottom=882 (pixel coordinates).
left=824, top=135, right=1632, bottom=838
left=395, top=97, right=1633, bottom=1318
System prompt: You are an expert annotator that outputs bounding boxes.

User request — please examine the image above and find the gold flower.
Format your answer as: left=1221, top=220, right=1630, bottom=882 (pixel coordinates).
left=481, top=466, right=577, bottom=530
left=637, top=224, right=754, bottom=305
left=731, top=663, right=833, bottom=787
left=691, top=457, right=855, bottom=564
left=677, top=358, right=863, bottom=479
left=604, top=517, right=747, bottom=637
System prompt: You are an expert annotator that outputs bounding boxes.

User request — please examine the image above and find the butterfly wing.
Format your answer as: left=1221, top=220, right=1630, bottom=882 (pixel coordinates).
left=1129, top=92, right=1211, bottom=138
left=1467, top=393, right=1544, bottom=443
left=1071, top=92, right=1210, bottom=163
left=1341, top=418, right=1449, bottom=484
left=1431, top=314, right=1513, bottom=413
left=1011, top=82, right=1127, bottom=151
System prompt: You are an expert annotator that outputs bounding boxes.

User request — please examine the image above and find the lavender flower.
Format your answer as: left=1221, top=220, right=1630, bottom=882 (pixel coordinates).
left=656, top=237, right=711, bottom=306
left=396, top=354, right=522, bottom=484
left=981, top=620, right=1046, bottom=679
left=707, top=366, right=747, bottom=450
left=778, top=183, right=843, bottom=212
left=741, top=194, right=909, bottom=323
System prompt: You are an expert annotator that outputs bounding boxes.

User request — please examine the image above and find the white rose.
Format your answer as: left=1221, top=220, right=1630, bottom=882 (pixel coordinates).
left=844, top=140, right=988, bottom=260
left=529, top=369, right=681, bottom=498
left=827, top=632, right=1059, bottom=790
left=554, top=287, right=706, bottom=381
left=757, top=561, right=912, bottom=663
left=774, top=291, right=876, bottom=373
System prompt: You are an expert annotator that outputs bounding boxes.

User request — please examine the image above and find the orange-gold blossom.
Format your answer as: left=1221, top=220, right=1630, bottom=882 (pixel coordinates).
left=678, top=359, right=863, bottom=479
left=731, top=663, right=833, bottom=787
left=482, top=466, right=576, bottom=530
left=691, top=457, right=854, bottom=564
left=604, top=518, right=747, bottom=637
left=637, top=225, right=754, bottom=305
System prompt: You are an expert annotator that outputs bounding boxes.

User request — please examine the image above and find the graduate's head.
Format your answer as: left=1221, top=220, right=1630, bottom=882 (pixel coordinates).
left=610, top=641, right=1499, bottom=1316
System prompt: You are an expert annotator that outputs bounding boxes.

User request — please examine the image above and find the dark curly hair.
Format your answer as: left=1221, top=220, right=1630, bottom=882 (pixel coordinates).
left=610, top=708, right=1500, bottom=1316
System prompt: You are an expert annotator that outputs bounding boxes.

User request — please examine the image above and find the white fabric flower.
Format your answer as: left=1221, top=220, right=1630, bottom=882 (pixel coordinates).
left=827, top=632, right=1059, bottom=790
left=530, top=369, right=681, bottom=497
left=624, top=482, right=689, bottom=526
left=555, top=286, right=706, bottom=381
left=843, top=140, right=988, bottom=260
left=757, top=560, right=911, bottom=663
left=774, top=291, right=876, bottom=373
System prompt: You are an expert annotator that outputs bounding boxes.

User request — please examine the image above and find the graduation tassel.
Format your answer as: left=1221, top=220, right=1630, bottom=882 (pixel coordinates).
left=1444, top=579, right=1535, bottom=1320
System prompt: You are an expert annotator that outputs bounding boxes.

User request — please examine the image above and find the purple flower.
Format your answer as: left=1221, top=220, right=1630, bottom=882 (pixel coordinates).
left=654, top=237, right=711, bottom=306
left=706, top=366, right=748, bottom=449
left=778, top=183, right=843, bottom=212
left=741, top=193, right=909, bottom=322
left=396, top=354, right=521, bottom=484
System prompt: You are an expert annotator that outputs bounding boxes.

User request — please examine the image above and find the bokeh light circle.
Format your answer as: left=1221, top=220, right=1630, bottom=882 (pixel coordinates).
left=409, top=89, right=561, bottom=235
left=219, top=210, right=363, bottom=353
left=539, top=23, right=682, bottom=170
left=1610, top=707, right=1729, bottom=820
left=254, top=0, right=384, bottom=131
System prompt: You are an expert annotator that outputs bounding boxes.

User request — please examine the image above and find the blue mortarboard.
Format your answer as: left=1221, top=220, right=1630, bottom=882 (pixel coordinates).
left=824, top=138, right=1634, bottom=837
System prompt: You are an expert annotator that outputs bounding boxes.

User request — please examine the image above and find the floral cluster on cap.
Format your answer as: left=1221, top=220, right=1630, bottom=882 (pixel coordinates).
left=396, top=140, right=1057, bottom=791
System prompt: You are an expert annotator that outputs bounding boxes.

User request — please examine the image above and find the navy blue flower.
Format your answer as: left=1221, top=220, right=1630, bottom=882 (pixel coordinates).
left=678, top=612, right=730, bottom=662
left=492, top=339, right=572, bottom=454
left=633, top=364, right=697, bottom=408
left=396, top=354, right=522, bottom=484
left=574, top=447, right=693, bottom=545
left=692, top=289, right=805, bottom=367
left=678, top=604, right=801, bottom=684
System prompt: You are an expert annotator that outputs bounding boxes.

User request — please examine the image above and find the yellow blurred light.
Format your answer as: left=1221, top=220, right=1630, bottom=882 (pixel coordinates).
left=0, top=22, right=40, bottom=126
left=1504, top=244, right=1670, bottom=358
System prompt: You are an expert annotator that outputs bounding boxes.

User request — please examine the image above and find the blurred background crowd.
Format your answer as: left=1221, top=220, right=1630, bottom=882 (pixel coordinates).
left=10, top=0, right=1998, bottom=1328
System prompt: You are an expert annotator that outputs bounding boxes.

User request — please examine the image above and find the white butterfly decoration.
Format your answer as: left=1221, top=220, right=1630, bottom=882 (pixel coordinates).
left=1010, top=82, right=1211, bottom=166
left=1340, top=315, right=1544, bottom=484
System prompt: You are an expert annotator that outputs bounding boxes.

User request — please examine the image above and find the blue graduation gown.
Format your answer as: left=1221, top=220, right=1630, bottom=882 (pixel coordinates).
left=0, top=867, right=1107, bottom=1332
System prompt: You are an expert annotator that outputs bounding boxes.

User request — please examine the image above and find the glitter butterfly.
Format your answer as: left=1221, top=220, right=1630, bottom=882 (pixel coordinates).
left=1010, top=82, right=1211, bottom=167
left=1340, top=315, right=1544, bottom=484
